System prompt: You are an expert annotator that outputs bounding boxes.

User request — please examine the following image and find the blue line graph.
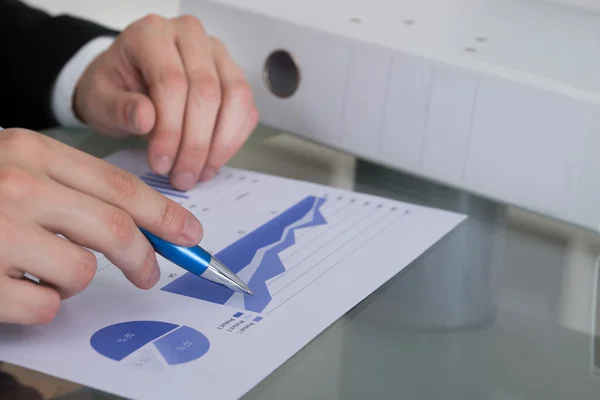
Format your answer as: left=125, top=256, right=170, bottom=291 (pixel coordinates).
left=140, top=172, right=190, bottom=199
left=161, top=196, right=327, bottom=313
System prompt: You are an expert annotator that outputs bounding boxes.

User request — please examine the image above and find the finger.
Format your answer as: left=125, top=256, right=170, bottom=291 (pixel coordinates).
left=126, top=15, right=188, bottom=175
left=4, top=226, right=98, bottom=299
left=201, top=38, right=258, bottom=181
left=80, top=76, right=156, bottom=137
left=207, top=108, right=258, bottom=178
left=30, top=177, right=160, bottom=290
left=166, top=16, right=221, bottom=191
left=0, top=277, right=61, bottom=325
left=43, top=136, right=203, bottom=247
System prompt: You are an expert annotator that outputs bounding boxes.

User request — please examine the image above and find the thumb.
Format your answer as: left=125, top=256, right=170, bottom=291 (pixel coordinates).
left=107, top=90, right=156, bottom=135
left=75, top=78, right=156, bottom=137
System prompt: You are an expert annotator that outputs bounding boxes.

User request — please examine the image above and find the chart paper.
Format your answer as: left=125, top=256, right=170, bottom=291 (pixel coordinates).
left=0, top=148, right=466, bottom=399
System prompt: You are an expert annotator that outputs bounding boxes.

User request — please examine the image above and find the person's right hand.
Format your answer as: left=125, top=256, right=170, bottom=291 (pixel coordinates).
left=0, top=128, right=204, bottom=325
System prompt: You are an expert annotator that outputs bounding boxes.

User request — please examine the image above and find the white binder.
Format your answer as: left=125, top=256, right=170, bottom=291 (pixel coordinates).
left=181, top=0, right=600, bottom=231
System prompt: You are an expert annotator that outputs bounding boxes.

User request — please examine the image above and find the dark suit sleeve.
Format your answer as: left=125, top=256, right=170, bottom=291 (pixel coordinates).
left=0, top=0, right=119, bottom=130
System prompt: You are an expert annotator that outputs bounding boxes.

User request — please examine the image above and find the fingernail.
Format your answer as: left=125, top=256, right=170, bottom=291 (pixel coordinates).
left=182, top=215, right=203, bottom=244
left=128, top=101, right=139, bottom=132
left=173, top=171, right=196, bottom=190
left=149, top=259, right=161, bottom=285
left=153, top=156, right=173, bottom=175
left=199, top=167, right=216, bottom=182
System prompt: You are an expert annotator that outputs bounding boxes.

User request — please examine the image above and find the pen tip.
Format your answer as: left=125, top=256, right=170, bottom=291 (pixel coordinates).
left=238, top=283, right=253, bottom=296
left=206, top=256, right=254, bottom=296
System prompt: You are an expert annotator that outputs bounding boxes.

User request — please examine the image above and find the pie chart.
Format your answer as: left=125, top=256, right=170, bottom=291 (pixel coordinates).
left=90, top=321, right=210, bottom=370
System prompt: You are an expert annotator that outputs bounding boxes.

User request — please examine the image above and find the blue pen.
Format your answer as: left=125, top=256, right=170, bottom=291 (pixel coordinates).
left=139, top=228, right=253, bottom=295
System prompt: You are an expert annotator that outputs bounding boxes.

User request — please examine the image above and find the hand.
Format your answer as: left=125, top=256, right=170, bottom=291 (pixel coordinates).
left=72, top=14, right=259, bottom=191
left=0, top=128, right=204, bottom=325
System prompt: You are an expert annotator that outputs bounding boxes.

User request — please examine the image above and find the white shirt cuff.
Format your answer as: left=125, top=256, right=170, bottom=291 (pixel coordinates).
left=51, top=36, right=115, bottom=128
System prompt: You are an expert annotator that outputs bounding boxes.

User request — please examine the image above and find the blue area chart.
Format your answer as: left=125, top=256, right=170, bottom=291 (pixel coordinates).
left=161, top=195, right=328, bottom=313
left=90, top=321, right=210, bottom=366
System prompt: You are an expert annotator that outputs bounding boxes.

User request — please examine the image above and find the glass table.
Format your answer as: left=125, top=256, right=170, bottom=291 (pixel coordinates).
left=3, top=125, right=600, bottom=399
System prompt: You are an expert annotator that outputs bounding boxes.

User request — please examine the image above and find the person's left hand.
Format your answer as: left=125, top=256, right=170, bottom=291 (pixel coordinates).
left=73, top=14, right=259, bottom=191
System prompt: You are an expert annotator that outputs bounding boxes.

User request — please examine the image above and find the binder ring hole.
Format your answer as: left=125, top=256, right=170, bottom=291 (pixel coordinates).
left=263, top=50, right=300, bottom=98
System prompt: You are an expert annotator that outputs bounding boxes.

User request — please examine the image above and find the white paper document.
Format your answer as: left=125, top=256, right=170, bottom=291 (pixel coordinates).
left=0, top=148, right=466, bottom=399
